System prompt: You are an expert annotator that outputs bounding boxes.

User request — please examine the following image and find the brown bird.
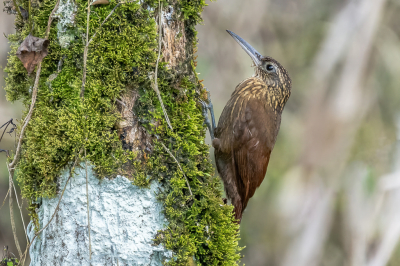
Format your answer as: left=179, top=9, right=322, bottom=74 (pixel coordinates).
left=202, top=30, right=291, bottom=223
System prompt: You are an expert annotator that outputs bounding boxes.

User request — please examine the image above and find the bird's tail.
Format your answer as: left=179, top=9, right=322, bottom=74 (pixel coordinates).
left=233, top=204, right=243, bottom=224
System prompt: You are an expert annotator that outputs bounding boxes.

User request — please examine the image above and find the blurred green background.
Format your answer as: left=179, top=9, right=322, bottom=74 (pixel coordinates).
left=2, top=0, right=400, bottom=265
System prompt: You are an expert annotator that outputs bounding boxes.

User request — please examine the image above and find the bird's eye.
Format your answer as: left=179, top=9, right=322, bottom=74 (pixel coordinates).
left=266, top=64, right=275, bottom=72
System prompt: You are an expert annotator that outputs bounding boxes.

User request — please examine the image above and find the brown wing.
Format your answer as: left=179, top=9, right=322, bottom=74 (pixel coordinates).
left=214, top=77, right=280, bottom=221
left=231, top=98, right=273, bottom=212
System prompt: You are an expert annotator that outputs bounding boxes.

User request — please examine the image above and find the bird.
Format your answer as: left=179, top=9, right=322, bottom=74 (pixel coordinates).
left=201, top=30, right=292, bottom=223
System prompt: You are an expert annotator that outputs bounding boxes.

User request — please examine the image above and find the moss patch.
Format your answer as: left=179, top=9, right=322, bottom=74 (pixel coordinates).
left=5, top=0, right=158, bottom=223
left=137, top=76, right=242, bottom=265
left=0, top=258, right=19, bottom=266
left=4, top=0, right=242, bottom=264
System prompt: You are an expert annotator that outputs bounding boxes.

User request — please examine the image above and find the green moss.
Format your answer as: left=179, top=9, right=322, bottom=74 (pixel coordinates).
left=137, top=76, right=242, bottom=265
left=5, top=0, right=158, bottom=223
left=4, top=0, right=241, bottom=264
left=0, top=258, right=19, bottom=266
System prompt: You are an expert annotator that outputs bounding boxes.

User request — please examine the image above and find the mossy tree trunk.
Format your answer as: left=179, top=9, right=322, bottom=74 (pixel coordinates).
left=3, top=0, right=242, bottom=265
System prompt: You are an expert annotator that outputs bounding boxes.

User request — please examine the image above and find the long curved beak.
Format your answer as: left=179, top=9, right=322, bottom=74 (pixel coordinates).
left=226, top=30, right=262, bottom=67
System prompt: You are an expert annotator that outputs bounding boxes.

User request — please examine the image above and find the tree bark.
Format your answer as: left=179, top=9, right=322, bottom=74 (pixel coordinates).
left=28, top=164, right=171, bottom=265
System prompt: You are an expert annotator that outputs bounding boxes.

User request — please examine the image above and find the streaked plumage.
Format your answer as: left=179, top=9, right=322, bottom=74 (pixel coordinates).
left=212, top=31, right=291, bottom=222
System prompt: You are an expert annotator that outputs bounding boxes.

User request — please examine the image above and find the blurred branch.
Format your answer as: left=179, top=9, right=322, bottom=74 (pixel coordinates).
left=0, top=188, right=11, bottom=211
left=12, top=178, right=29, bottom=248
left=342, top=120, right=400, bottom=266
left=0, top=150, right=10, bottom=157
left=0, top=118, right=21, bottom=258
left=363, top=116, right=400, bottom=266
left=0, top=119, right=16, bottom=140
left=0, top=119, right=17, bottom=157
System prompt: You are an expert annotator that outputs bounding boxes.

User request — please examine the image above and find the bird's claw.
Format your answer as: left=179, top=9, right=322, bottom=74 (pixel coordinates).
left=200, top=88, right=216, bottom=140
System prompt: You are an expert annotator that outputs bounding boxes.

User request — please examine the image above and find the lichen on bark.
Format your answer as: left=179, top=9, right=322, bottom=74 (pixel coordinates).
left=4, top=0, right=242, bottom=264
left=28, top=164, right=172, bottom=265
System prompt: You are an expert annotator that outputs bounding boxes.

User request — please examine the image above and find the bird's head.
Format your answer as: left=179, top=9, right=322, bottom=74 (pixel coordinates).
left=226, top=30, right=292, bottom=94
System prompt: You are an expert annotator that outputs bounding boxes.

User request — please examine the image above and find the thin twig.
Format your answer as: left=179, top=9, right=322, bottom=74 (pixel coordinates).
left=152, top=0, right=173, bottom=131
left=5, top=66, right=41, bottom=261
left=81, top=2, right=92, bottom=256
left=115, top=98, right=134, bottom=116
left=115, top=98, right=127, bottom=108
left=0, top=119, right=16, bottom=143
left=88, top=0, right=137, bottom=44
left=80, top=0, right=91, bottom=98
left=161, top=143, right=192, bottom=196
left=28, top=0, right=32, bottom=32
left=18, top=148, right=83, bottom=265
left=81, top=0, right=92, bottom=256
left=8, top=0, right=59, bottom=179
left=0, top=187, right=11, bottom=211
left=88, top=3, right=121, bottom=44
left=8, top=63, right=41, bottom=170
left=8, top=166, right=22, bottom=258
left=0, top=120, right=16, bottom=158
left=12, top=179, right=29, bottom=246
left=85, top=147, right=92, bottom=261
left=0, top=150, right=10, bottom=157
left=45, top=0, right=61, bottom=39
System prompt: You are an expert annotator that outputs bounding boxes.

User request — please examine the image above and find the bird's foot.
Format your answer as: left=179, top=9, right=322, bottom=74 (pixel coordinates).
left=200, top=100, right=214, bottom=139
left=200, top=88, right=216, bottom=140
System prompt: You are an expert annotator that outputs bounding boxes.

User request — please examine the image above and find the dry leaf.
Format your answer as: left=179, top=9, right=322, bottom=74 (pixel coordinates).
left=16, top=34, right=50, bottom=75
left=91, top=0, right=109, bottom=5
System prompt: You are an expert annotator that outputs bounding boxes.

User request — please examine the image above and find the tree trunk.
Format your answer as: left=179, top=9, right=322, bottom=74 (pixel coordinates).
left=28, top=164, right=171, bottom=265
left=3, top=0, right=241, bottom=265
